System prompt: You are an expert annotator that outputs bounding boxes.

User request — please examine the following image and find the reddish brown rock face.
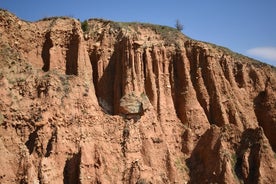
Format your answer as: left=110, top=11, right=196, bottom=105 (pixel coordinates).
left=0, top=10, right=275, bottom=184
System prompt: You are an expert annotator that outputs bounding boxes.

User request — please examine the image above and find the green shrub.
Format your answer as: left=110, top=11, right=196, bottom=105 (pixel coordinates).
left=81, top=20, right=89, bottom=32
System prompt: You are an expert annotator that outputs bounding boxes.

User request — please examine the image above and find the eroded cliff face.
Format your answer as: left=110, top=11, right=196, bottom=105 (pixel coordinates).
left=0, top=10, right=276, bottom=184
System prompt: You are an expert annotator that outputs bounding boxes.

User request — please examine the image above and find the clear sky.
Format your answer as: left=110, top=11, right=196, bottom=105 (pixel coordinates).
left=1, top=0, right=276, bottom=66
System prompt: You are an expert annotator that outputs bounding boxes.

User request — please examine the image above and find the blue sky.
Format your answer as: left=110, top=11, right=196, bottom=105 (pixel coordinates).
left=1, top=0, right=276, bottom=66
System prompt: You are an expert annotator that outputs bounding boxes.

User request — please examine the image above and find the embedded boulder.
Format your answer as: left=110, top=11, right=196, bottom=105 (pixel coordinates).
left=118, top=92, right=150, bottom=118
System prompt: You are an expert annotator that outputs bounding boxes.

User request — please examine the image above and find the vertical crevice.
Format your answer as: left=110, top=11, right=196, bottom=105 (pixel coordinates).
left=234, top=156, right=243, bottom=180
left=186, top=47, right=211, bottom=123
left=88, top=48, right=115, bottom=114
left=66, top=30, right=79, bottom=75
left=88, top=41, right=120, bottom=115
left=219, top=56, right=231, bottom=84
left=235, top=129, right=262, bottom=183
left=249, top=68, right=259, bottom=87
left=38, top=160, right=43, bottom=184
left=151, top=48, right=161, bottom=118
left=121, top=121, right=130, bottom=157
left=42, top=32, right=53, bottom=72
left=45, top=127, right=57, bottom=157
left=186, top=45, right=227, bottom=126
left=113, top=43, right=123, bottom=115
left=171, top=52, right=185, bottom=123
left=25, top=127, right=40, bottom=155
left=63, top=151, right=81, bottom=184
left=234, top=62, right=246, bottom=88
left=143, top=49, right=155, bottom=108
left=142, top=50, right=147, bottom=91
left=254, top=88, right=276, bottom=152
left=168, top=55, right=175, bottom=105
left=89, top=49, right=99, bottom=96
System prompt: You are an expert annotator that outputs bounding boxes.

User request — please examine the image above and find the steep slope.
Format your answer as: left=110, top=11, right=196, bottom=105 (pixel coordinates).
left=0, top=9, right=275, bottom=184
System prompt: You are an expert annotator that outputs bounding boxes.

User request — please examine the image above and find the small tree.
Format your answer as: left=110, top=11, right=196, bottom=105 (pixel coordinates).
left=175, top=19, right=183, bottom=31
left=81, top=20, right=89, bottom=32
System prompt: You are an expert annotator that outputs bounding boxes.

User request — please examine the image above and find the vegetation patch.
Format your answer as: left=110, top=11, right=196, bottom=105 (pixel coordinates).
left=88, top=18, right=188, bottom=45
left=231, top=153, right=243, bottom=182
left=0, top=113, right=4, bottom=125
left=39, top=16, right=74, bottom=22
left=81, top=20, right=89, bottom=32
left=175, top=157, right=189, bottom=173
left=119, top=22, right=185, bottom=44
left=59, top=75, right=72, bottom=95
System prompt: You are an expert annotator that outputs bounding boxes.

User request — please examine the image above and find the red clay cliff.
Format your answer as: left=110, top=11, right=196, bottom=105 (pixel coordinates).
left=0, top=10, right=276, bottom=183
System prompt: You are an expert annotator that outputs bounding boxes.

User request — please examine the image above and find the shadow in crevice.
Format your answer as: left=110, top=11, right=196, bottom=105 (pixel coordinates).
left=42, top=32, right=53, bottom=72
left=25, top=127, right=41, bottom=155
left=63, top=151, right=81, bottom=184
left=89, top=48, right=100, bottom=97
left=185, top=48, right=212, bottom=124
left=171, top=52, right=187, bottom=124
left=65, top=32, right=79, bottom=75
left=253, top=88, right=276, bottom=152
left=186, top=128, right=222, bottom=184
left=88, top=41, right=122, bottom=115
left=234, top=128, right=262, bottom=184
left=45, top=127, right=57, bottom=157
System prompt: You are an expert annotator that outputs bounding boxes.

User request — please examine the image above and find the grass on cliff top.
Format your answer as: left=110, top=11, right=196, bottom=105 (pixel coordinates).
left=88, top=18, right=188, bottom=45
left=39, top=16, right=76, bottom=22
left=89, top=18, right=180, bottom=33
left=127, top=22, right=185, bottom=44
